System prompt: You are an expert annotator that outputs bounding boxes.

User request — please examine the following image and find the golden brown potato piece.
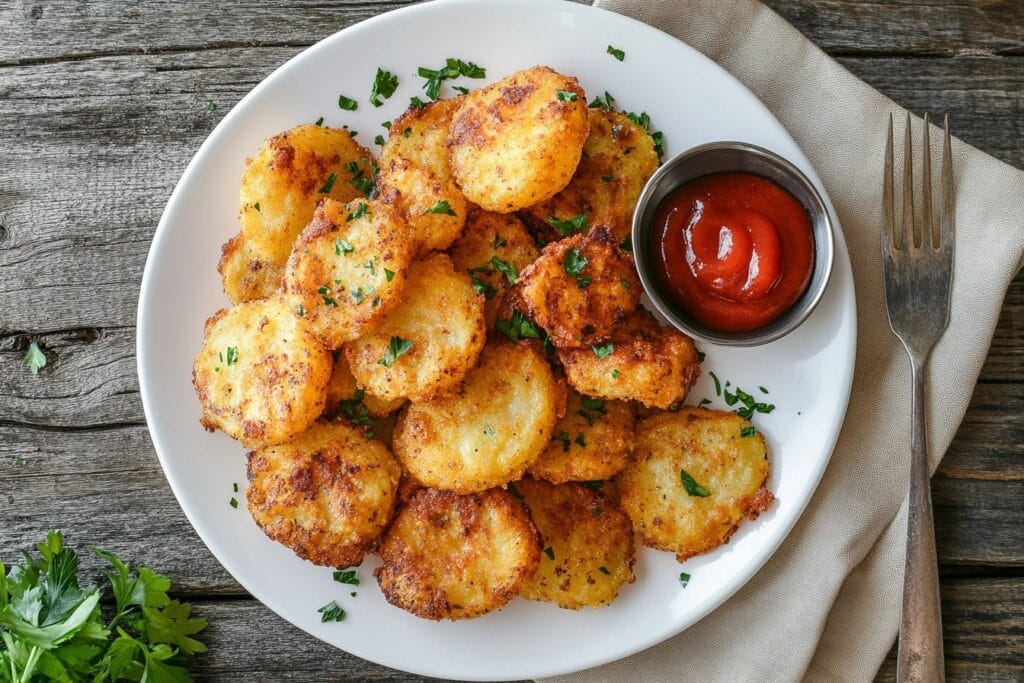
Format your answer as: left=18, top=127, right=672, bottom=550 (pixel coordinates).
left=344, top=253, right=485, bottom=402
left=516, top=478, right=635, bottom=609
left=528, top=391, right=635, bottom=484
left=240, top=124, right=375, bottom=263
left=448, top=209, right=540, bottom=328
left=323, top=352, right=405, bottom=419
left=520, top=109, right=659, bottom=243
left=447, top=66, right=590, bottom=212
left=382, top=97, right=463, bottom=185
left=518, top=225, right=640, bottom=348
left=375, top=487, right=541, bottom=620
left=618, top=408, right=774, bottom=562
left=218, top=232, right=284, bottom=304
left=393, top=344, right=562, bottom=493
left=192, top=298, right=332, bottom=447
left=376, top=157, right=467, bottom=255
left=559, top=309, right=701, bottom=409
left=246, top=420, right=400, bottom=568
left=283, top=198, right=414, bottom=349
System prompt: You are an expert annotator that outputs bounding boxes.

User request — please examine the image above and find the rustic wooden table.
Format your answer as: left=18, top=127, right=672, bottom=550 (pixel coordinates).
left=1, top=1, right=1021, bottom=680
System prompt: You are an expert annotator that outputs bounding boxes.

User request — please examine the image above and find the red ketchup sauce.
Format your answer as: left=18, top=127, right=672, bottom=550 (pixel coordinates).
left=653, top=173, right=814, bottom=332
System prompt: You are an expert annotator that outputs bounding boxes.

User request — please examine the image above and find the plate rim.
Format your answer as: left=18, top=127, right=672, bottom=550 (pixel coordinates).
left=136, top=0, right=858, bottom=679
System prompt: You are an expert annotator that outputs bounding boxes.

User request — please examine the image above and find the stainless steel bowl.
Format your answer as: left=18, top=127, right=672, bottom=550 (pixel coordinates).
left=631, top=141, right=835, bottom=346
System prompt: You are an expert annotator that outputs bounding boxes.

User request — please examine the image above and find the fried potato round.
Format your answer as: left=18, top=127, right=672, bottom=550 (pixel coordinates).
left=283, top=198, right=414, bottom=349
left=375, top=487, right=541, bottom=620
left=246, top=420, right=400, bottom=568
left=344, top=253, right=485, bottom=402
left=376, top=157, right=467, bottom=255
left=393, top=343, right=563, bottom=493
left=240, top=124, right=374, bottom=263
left=528, top=391, right=635, bottom=484
left=218, top=232, right=284, bottom=304
left=449, top=209, right=540, bottom=327
left=518, top=225, right=640, bottom=348
left=618, top=408, right=775, bottom=562
left=323, top=352, right=406, bottom=419
left=447, top=66, right=590, bottom=212
left=193, top=298, right=332, bottom=447
left=520, top=109, right=660, bottom=243
left=516, top=478, right=635, bottom=609
left=559, top=309, right=701, bottom=409
left=382, top=97, right=463, bottom=185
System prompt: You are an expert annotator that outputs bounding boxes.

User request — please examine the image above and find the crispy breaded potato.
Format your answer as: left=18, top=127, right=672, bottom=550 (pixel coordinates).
left=218, top=232, right=284, bottom=304
left=376, top=157, right=467, bottom=255
left=323, top=352, right=405, bottom=418
left=559, top=309, right=701, bottom=409
left=240, top=124, right=374, bottom=263
left=516, top=478, right=635, bottom=609
left=618, top=408, right=774, bottom=562
left=382, top=97, right=463, bottom=184
left=193, top=298, right=332, bottom=447
left=447, top=66, right=590, bottom=212
left=344, top=253, right=485, bottom=402
left=449, top=209, right=540, bottom=327
left=375, top=488, right=541, bottom=620
left=283, top=198, right=414, bottom=349
left=528, top=391, right=635, bottom=484
left=393, top=344, right=562, bottom=493
left=520, top=109, right=659, bottom=243
left=518, top=225, right=640, bottom=348
left=246, top=420, right=400, bottom=568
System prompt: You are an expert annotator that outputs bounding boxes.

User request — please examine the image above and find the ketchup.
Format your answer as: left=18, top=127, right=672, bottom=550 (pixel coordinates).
left=653, top=173, right=814, bottom=332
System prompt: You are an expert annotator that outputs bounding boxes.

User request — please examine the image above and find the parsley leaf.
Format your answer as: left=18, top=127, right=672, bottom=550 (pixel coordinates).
left=489, top=256, right=518, bottom=284
left=679, top=571, right=691, bottom=588
left=369, top=68, right=399, bottom=107
left=418, top=58, right=487, bottom=100
left=333, top=570, right=360, bottom=586
left=491, top=234, right=507, bottom=248
left=543, top=547, right=555, bottom=561
left=563, top=247, right=588, bottom=277
left=592, top=343, right=614, bottom=359
left=495, top=309, right=541, bottom=343
left=22, top=341, right=46, bottom=375
left=546, top=213, right=588, bottom=236
left=378, top=336, right=413, bottom=367
left=318, top=601, right=346, bottom=623
left=424, top=199, right=457, bottom=216
left=740, top=425, right=758, bottom=438
left=556, top=90, right=578, bottom=102
left=589, top=91, right=615, bottom=111
left=318, top=172, right=338, bottom=194
left=337, top=95, right=358, bottom=111
left=680, top=469, right=711, bottom=497
left=384, top=268, right=395, bottom=282
left=470, top=274, right=498, bottom=299
left=554, top=431, right=571, bottom=452
left=607, top=45, right=626, bottom=61
left=315, top=116, right=324, bottom=126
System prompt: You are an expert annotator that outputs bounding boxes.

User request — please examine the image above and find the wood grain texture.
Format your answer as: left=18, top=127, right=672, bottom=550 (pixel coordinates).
left=0, top=0, right=1021, bottom=680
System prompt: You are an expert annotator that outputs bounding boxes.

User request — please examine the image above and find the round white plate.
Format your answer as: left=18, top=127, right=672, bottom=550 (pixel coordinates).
left=137, top=0, right=857, bottom=679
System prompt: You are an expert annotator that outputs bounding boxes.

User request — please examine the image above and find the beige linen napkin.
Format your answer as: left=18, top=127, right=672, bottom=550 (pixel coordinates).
left=546, top=1, right=1024, bottom=681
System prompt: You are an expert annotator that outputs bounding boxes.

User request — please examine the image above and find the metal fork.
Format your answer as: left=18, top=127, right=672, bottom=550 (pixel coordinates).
left=882, top=112, right=954, bottom=682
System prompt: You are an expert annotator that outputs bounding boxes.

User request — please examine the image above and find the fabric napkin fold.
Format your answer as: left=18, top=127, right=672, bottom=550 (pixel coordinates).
left=544, top=1, right=1024, bottom=680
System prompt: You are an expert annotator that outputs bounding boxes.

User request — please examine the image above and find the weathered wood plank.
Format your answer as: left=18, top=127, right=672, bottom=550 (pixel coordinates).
left=876, top=577, right=1024, bottom=681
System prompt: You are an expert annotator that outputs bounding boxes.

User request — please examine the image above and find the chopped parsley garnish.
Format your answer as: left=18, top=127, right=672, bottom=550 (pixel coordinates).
left=409, top=96, right=427, bottom=108
left=679, top=571, right=691, bottom=588
left=226, top=346, right=238, bottom=366
left=374, top=134, right=385, bottom=145
left=384, top=268, right=395, bottom=282
left=606, top=45, right=626, bottom=61
left=577, top=396, right=606, bottom=426
left=680, top=469, right=711, bottom=497
left=382, top=120, right=391, bottom=129
left=335, top=238, right=355, bottom=255
left=350, top=287, right=366, bottom=304
left=611, top=369, right=620, bottom=379
left=318, top=600, right=346, bottom=622
left=556, top=89, right=579, bottom=102
left=339, top=389, right=376, bottom=434
left=233, top=482, right=239, bottom=493
left=697, top=350, right=706, bottom=363
left=252, top=202, right=261, bottom=212
left=619, top=276, right=632, bottom=289
left=345, top=160, right=377, bottom=197
left=229, top=497, right=238, bottom=508
left=424, top=199, right=457, bottom=216
left=207, top=101, right=217, bottom=111
left=574, top=432, right=586, bottom=448
left=723, top=383, right=776, bottom=419
left=592, top=343, right=614, bottom=359
left=709, top=371, right=722, bottom=396
left=496, top=309, right=541, bottom=343
left=698, top=398, right=712, bottom=407
left=345, top=202, right=369, bottom=223
left=546, top=213, right=588, bottom=236
left=589, top=91, right=615, bottom=111
left=601, top=175, right=614, bottom=183
left=403, top=126, right=412, bottom=138
left=598, top=566, right=611, bottom=575
left=759, top=386, right=770, bottom=394
left=369, top=67, right=399, bottom=107
left=364, top=256, right=378, bottom=276
left=315, top=116, right=325, bottom=126
left=492, top=234, right=507, bottom=248
left=626, top=110, right=650, bottom=130
left=337, top=95, right=358, bottom=111
left=577, top=276, right=592, bottom=289
left=543, top=546, right=555, bottom=560
left=418, top=58, right=487, bottom=99
left=582, top=480, right=605, bottom=490
left=318, top=285, right=338, bottom=307
left=490, top=255, right=518, bottom=283
left=453, top=85, right=470, bottom=94
left=619, top=235, right=633, bottom=252
left=740, top=425, right=759, bottom=438
left=470, top=274, right=497, bottom=299
left=22, top=341, right=46, bottom=375
left=555, top=431, right=571, bottom=452
left=484, top=422, right=495, bottom=438
left=563, top=247, right=588, bottom=276
left=333, top=570, right=360, bottom=586
left=378, top=336, right=413, bottom=367
left=296, top=304, right=306, bottom=317
left=318, top=172, right=338, bottom=194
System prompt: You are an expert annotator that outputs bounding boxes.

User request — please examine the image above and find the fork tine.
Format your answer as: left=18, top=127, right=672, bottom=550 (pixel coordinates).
left=922, top=113, right=935, bottom=249
left=903, top=113, right=916, bottom=249
left=884, top=114, right=895, bottom=254
left=940, top=115, right=954, bottom=251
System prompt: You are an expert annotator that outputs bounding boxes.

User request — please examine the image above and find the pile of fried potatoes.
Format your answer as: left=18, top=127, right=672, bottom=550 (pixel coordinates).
left=193, top=65, right=775, bottom=620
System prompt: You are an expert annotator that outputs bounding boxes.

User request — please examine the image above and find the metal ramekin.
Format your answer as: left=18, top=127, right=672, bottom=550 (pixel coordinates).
left=632, top=141, right=835, bottom=346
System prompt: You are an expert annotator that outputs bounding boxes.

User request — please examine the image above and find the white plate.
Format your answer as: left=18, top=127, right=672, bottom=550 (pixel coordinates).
left=137, top=0, right=857, bottom=679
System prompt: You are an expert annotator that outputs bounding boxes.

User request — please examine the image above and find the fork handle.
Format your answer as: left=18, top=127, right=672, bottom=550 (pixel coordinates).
left=897, top=360, right=945, bottom=682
